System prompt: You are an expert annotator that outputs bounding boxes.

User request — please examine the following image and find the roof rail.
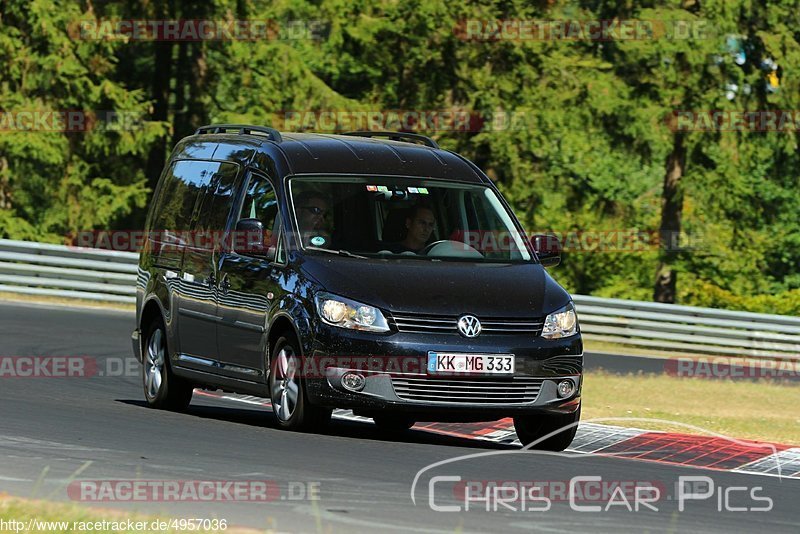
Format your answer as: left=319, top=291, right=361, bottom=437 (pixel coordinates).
left=194, top=124, right=283, bottom=143
left=342, top=131, right=439, bottom=149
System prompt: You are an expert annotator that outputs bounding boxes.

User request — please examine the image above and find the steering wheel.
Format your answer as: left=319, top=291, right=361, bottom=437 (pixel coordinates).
left=378, top=249, right=418, bottom=256
left=420, top=240, right=483, bottom=258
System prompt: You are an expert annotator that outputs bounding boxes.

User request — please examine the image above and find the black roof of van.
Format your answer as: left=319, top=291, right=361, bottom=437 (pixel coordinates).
left=185, top=126, right=487, bottom=183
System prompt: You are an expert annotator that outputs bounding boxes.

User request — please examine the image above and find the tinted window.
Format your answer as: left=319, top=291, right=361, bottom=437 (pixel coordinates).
left=151, top=160, right=217, bottom=233
left=289, top=176, right=531, bottom=262
left=234, top=173, right=280, bottom=253
left=194, top=162, right=241, bottom=241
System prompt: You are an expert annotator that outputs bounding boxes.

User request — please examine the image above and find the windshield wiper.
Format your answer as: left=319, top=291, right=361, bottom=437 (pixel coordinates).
left=306, top=246, right=368, bottom=259
left=335, top=249, right=368, bottom=259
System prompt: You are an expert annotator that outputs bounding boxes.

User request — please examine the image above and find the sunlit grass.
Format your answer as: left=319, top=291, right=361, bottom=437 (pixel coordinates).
left=582, top=370, right=800, bottom=445
left=0, top=292, right=134, bottom=312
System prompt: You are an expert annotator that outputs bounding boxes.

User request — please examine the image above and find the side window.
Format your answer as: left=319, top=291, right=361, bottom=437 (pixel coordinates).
left=150, top=160, right=216, bottom=234
left=235, top=172, right=280, bottom=254
left=469, top=190, right=524, bottom=259
left=194, top=162, right=240, bottom=248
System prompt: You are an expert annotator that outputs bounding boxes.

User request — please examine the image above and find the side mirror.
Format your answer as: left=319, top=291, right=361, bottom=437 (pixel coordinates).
left=235, top=218, right=276, bottom=261
left=532, top=234, right=561, bottom=267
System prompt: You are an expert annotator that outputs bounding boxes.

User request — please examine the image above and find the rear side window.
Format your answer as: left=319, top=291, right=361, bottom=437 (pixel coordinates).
left=194, top=163, right=241, bottom=243
left=150, top=161, right=215, bottom=233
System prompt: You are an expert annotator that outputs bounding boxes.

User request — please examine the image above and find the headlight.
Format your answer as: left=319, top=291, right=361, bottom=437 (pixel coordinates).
left=314, top=292, right=390, bottom=333
left=541, top=302, right=578, bottom=339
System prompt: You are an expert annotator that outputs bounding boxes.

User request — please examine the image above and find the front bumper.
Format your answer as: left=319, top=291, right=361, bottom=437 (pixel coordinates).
left=320, top=367, right=581, bottom=417
left=304, top=324, right=583, bottom=419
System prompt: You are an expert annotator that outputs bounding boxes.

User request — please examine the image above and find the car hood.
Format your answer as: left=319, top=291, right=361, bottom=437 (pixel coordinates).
left=299, top=255, right=570, bottom=318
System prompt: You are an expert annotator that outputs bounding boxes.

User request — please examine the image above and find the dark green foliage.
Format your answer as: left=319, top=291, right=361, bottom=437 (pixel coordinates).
left=0, top=0, right=797, bottom=312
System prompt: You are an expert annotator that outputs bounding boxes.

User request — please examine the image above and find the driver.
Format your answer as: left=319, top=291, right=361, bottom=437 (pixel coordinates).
left=295, top=190, right=332, bottom=247
left=388, top=204, right=436, bottom=253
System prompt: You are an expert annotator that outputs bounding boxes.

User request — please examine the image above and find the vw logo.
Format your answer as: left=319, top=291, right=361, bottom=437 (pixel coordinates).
left=457, top=315, right=482, bottom=338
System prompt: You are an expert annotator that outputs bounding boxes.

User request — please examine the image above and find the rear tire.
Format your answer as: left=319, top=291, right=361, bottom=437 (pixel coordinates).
left=142, top=317, right=193, bottom=411
left=373, top=415, right=415, bottom=432
left=514, top=406, right=581, bottom=451
left=269, top=335, right=331, bottom=431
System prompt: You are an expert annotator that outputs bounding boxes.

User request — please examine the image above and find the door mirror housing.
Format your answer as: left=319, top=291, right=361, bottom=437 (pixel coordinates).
left=532, top=234, right=561, bottom=267
left=235, top=218, right=276, bottom=261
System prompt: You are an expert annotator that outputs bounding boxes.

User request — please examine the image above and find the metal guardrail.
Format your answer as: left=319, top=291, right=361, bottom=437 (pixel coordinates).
left=0, top=239, right=138, bottom=304
left=0, top=239, right=798, bottom=360
left=573, top=295, right=800, bottom=361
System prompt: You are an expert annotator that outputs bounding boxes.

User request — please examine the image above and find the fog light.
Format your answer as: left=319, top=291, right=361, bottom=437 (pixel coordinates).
left=341, top=372, right=366, bottom=392
left=557, top=379, right=575, bottom=398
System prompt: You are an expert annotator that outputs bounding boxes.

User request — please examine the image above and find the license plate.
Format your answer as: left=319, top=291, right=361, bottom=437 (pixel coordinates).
left=427, top=352, right=514, bottom=375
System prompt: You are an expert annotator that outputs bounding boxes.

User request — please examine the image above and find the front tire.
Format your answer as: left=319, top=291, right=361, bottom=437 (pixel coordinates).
left=142, top=318, right=193, bottom=411
left=514, top=406, right=581, bottom=451
left=269, top=335, right=331, bottom=431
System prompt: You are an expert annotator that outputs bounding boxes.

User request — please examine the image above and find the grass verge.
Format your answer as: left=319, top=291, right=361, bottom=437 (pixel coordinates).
left=582, top=370, right=800, bottom=445
left=583, top=338, right=682, bottom=359
left=0, top=292, right=134, bottom=312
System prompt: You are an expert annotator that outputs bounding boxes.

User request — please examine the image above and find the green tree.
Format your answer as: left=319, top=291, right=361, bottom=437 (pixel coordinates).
left=0, top=0, right=167, bottom=241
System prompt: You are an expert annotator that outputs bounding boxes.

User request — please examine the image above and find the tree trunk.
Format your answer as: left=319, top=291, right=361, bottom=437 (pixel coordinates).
left=172, top=0, right=210, bottom=143
left=171, top=41, right=190, bottom=147
left=144, top=0, right=175, bottom=192
left=236, top=0, right=248, bottom=19
left=654, top=133, right=686, bottom=303
left=0, top=156, right=10, bottom=210
left=186, top=42, right=209, bottom=131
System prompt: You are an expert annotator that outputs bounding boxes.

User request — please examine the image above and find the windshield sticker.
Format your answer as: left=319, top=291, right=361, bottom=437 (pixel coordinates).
left=417, top=187, right=429, bottom=194
left=310, top=236, right=326, bottom=246
left=407, top=187, right=419, bottom=193
left=377, top=185, right=389, bottom=192
left=366, top=185, right=378, bottom=191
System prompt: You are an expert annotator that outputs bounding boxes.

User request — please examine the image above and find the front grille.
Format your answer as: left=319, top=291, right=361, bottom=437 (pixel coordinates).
left=390, top=312, right=543, bottom=336
left=391, top=376, right=544, bottom=404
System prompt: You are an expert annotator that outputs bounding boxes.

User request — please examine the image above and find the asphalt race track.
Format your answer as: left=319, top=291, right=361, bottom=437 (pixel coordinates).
left=0, top=301, right=797, bottom=533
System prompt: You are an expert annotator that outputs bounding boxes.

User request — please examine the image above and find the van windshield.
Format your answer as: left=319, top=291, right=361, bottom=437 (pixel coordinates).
left=289, top=176, right=533, bottom=262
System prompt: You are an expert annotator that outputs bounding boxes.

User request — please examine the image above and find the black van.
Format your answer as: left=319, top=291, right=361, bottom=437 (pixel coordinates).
left=131, top=125, right=582, bottom=450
